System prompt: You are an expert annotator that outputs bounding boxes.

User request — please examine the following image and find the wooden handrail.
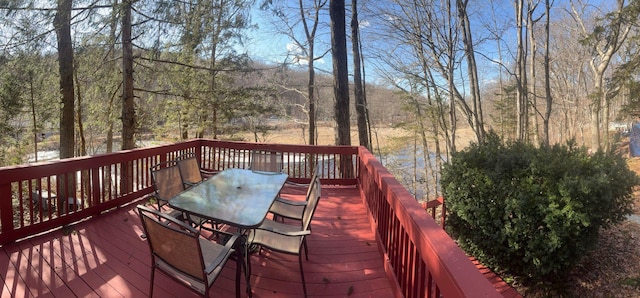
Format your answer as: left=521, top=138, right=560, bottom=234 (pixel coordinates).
left=358, top=146, right=500, bottom=297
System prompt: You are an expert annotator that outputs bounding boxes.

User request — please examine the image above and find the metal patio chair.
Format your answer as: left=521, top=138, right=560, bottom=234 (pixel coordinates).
left=248, top=176, right=322, bottom=297
left=176, top=153, right=217, bottom=188
left=150, top=160, right=187, bottom=220
left=249, top=149, right=284, bottom=173
left=137, top=205, right=241, bottom=298
left=268, top=169, right=319, bottom=224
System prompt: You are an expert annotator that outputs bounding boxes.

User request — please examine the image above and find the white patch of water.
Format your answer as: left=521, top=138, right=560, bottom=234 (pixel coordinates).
left=628, top=214, right=640, bottom=225
left=27, top=151, right=59, bottom=163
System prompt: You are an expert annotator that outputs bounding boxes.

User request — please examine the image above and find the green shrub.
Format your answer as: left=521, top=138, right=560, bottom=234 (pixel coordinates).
left=441, top=133, right=638, bottom=284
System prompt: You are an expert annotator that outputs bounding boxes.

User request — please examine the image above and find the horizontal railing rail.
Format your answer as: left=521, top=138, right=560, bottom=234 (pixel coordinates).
left=197, top=140, right=359, bottom=184
left=358, top=147, right=500, bottom=297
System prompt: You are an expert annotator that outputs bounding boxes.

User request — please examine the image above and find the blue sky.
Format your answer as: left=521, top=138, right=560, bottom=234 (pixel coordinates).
left=240, top=0, right=617, bottom=89
left=243, top=2, right=333, bottom=73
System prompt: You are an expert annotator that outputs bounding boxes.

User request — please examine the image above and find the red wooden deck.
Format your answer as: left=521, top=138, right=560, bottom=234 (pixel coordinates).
left=0, top=185, right=394, bottom=298
left=1, top=184, right=520, bottom=298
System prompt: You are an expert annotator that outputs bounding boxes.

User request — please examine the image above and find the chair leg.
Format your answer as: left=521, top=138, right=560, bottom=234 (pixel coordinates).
left=235, top=251, right=241, bottom=298
left=241, top=239, right=253, bottom=298
left=299, top=253, right=307, bottom=297
left=303, top=238, right=309, bottom=261
left=149, top=266, right=155, bottom=297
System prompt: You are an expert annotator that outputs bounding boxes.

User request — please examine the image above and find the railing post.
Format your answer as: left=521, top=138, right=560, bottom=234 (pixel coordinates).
left=0, top=182, right=14, bottom=235
left=339, top=153, right=354, bottom=179
left=91, top=167, right=101, bottom=209
left=194, top=143, right=203, bottom=167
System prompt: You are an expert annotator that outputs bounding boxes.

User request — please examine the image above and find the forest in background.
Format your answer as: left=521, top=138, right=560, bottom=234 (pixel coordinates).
left=2, top=0, right=640, bottom=201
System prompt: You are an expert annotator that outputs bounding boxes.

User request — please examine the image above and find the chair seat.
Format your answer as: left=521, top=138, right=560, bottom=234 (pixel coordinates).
left=269, top=198, right=305, bottom=220
left=155, top=238, right=229, bottom=292
left=250, top=225, right=303, bottom=255
left=259, top=217, right=302, bottom=233
left=164, top=208, right=185, bottom=219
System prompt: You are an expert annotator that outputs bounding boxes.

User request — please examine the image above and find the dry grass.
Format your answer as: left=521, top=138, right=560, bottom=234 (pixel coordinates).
left=233, top=123, right=477, bottom=155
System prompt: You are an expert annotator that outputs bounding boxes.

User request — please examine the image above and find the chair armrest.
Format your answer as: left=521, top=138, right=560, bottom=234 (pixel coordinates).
left=151, top=194, right=170, bottom=207
left=222, top=233, right=241, bottom=249
left=203, top=233, right=241, bottom=274
left=285, top=181, right=310, bottom=187
left=183, top=181, right=197, bottom=187
left=200, top=169, right=218, bottom=177
left=256, top=226, right=311, bottom=237
left=251, top=169, right=282, bottom=175
left=275, top=196, right=308, bottom=206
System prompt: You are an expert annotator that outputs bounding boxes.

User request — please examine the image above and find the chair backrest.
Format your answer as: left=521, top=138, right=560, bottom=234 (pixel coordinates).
left=301, top=176, right=321, bottom=231
left=296, top=169, right=319, bottom=204
left=176, top=154, right=203, bottom=186
left=151, top=161, right=185, bottom=203
left=250, top=149, right=283, bottom=173
left=137, top=205, right=206, bottom=281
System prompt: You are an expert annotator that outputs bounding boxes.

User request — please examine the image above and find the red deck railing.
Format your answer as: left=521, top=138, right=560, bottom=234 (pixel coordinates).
left=0, top=139, right=500, bottom=297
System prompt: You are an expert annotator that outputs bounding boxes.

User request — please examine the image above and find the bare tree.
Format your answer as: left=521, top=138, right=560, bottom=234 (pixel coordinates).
left=457, top=0, right=486, bottom=142
left=571, top=0, right=632, bottom=150
left=370, top=0, right=485, bottom=151
left=262, top=0, right=328, bottom=145
left=351, top=0, right=370, bottom=149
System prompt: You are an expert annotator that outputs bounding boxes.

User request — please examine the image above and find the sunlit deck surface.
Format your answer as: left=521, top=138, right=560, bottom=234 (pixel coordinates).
left=1, top=185, right=397, bottom=298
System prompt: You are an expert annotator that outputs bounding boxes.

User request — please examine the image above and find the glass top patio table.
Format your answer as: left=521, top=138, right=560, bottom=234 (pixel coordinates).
left=168, top=168, right=288, bottom=228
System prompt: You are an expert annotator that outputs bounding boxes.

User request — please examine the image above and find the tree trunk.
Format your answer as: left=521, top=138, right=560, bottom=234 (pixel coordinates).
left=74, top=60, right=86, bottom=156
left=209, top=3, right=222, bottom=140
left=445, top=0, right=456, bottom=154
left=351, top=0, right=369, bottom=149
left=29, top=71, right=38, bottom=162
left=457, top=0, right=485, bottom=142
left=514, top=0, right=528, bottom=142
left=120, top=0, right=135, bottom=195
left=54, top=0, right=75, bottom=214
left=298, top=0, right=323, bottom=146
left=308, top=46, right=317, bottom=146
left=106, top=0, right=118, bottom=154
left=55, top=0, right=75, bottom=159
left=330, top=0, right=351, bottom=146
left=527, top=1, right=539, bottom=144
left=121, top=0, right=136, bottom=150
left=542, top=0, right=552, bottom=146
